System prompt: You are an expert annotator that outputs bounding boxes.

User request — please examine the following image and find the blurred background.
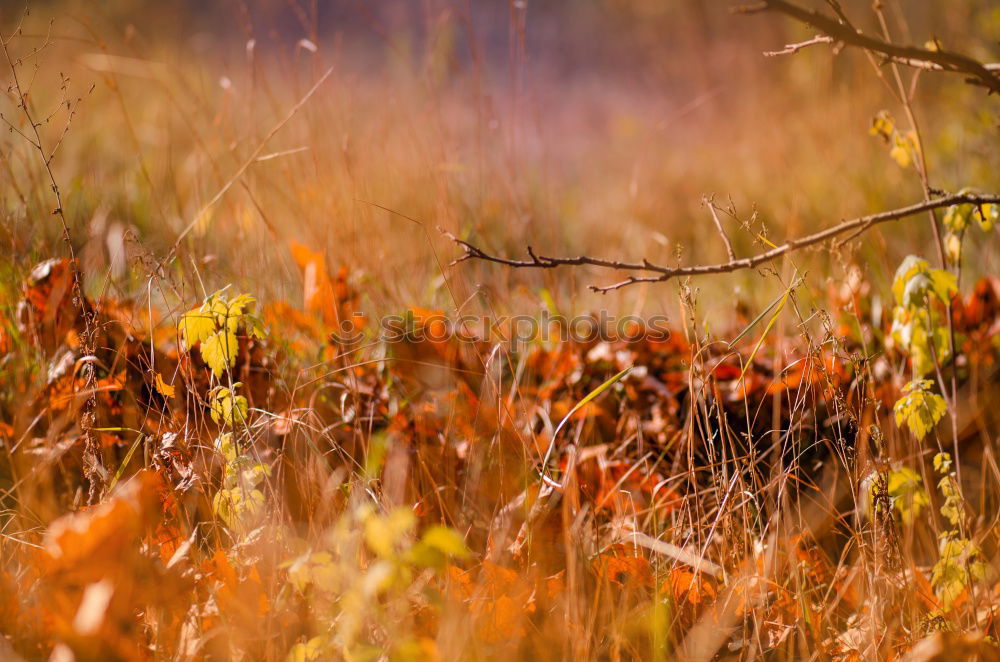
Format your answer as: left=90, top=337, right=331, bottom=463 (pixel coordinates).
left=2, top=0, right=998, bottom=325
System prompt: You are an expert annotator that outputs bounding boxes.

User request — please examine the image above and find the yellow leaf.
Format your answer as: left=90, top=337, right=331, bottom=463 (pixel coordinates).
left=364, top=507, right=416, bottom=558
left=884, top=466, right=928, bottom=525
left=210, top=386, right=248, bottom=426
left=890, top=133, right=912, bottom=168
left=179, top=305, right=216, bottom=348
left=286, top=552, right=338, bottom=594
left=932, top=537, right=986, bottom=609
left=216, top=294, right=257, bottom=333
left=893, top=379, right=947, bottom=440
left=213, top=486, right=264, bottom=531
left=975, top=203, right=997, bottom=232
left=892, top=256, right=929, bottom=305
left=927, top=268, right=957, bottom=304
left=869, top=110, right=895, bottom=138
left=408, top=526, right=470, bottom=568
left=201, top=329, right=239, bottom=378
left=944, top=233, right=962, bottom=265
left=933, top=452, right=952, bottom=474
left=391, top=637, right=440, bottom=662
left=286, top=637, right=325, bottom=662
left=215, top=432, right=238, bottom=463
left=943, top=203, right=972, bottom=233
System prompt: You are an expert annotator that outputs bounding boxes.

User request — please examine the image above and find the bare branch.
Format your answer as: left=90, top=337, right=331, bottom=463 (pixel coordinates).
left=443, top=192, right=1000, bottom=292
left=738, top=0, right=1000, bottom=94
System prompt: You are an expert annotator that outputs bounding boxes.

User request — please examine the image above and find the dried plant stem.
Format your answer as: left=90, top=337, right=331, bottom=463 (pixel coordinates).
left=1, top=28, right=104, bottom=501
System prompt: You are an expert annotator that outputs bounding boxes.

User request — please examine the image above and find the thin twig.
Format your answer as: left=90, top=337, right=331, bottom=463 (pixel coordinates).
left=764, top=34, right=833, bottom=57
left=703, top=195, right=736, bottom=261
left=443, top=192, right=1000, bottom=292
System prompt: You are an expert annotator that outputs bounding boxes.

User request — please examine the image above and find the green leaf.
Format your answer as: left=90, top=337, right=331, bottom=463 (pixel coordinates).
left=107, top=433, right=145, bottom=493
left=893, top=379, right=947, bottom=440
left=735, top=275, right=797, bottom=386
left=553, top=366, right=632, bottom=441
left=728, top=287, right=789, bottom=348
left=245, top=314, right=266, bottom=339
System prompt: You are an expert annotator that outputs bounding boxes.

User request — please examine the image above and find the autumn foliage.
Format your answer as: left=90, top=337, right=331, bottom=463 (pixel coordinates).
left=2, top=2, right=1000, bottom=661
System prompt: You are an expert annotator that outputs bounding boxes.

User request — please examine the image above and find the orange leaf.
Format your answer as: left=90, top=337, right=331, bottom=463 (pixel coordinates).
left=475, top=594, right=526, bottom=643
left=665, top=567, right=717, bottom=606
left=153, top=372, right=176, bottom=399
left=593, top=546, right=654, bottom=587
left=289, top=241, right=339, bottom=328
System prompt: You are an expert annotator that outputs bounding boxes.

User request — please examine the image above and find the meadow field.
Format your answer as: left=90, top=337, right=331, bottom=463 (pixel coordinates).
left=1, top=1, right=1000, bottom=660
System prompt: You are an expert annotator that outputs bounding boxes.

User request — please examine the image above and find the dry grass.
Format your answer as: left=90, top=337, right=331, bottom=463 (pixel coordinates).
left=1, top=1, right=1000, bottom=660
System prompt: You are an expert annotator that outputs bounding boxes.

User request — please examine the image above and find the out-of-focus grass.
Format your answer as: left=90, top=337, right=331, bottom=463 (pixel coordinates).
left=2, top=1, right=997, bottom=325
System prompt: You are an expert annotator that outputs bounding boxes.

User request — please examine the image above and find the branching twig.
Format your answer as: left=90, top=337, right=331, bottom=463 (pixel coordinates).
left=764, top=34, right=833, bottom=57
left=738, top=0, right=1000, bottom=94
left=443, top=193, right=1000, bottom=293
left=1, top=27, right=104, bottom=501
